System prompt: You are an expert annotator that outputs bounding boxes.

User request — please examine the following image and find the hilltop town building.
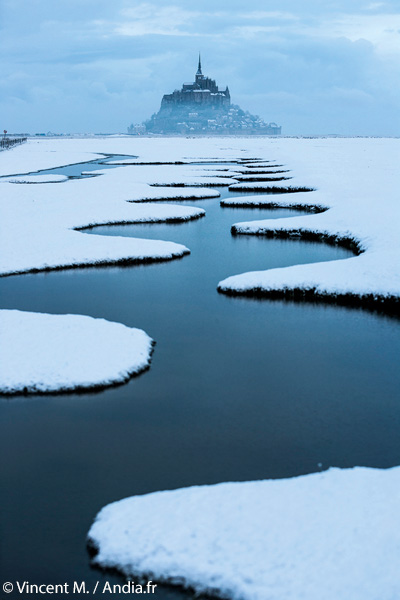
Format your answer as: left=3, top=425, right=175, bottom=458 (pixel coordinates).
left=128, top=56, right=282, bottom=135
left=161, top=55, right=231, bottom=109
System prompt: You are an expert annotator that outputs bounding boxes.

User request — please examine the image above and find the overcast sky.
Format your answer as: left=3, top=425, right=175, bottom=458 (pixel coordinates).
left=1, top=0, right=399, bottom=135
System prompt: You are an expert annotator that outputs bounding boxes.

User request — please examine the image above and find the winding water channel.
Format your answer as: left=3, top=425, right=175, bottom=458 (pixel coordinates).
left=1, top=158, right=400, bottom=598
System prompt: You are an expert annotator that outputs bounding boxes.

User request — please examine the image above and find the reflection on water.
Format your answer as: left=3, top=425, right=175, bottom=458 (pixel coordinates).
left=1, top=165, right=400, bottom=599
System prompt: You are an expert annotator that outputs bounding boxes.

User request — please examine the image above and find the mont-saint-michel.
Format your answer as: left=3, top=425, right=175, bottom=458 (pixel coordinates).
left=2, top=1, right=399, bottom=598
left=128, top=56, right=282, bottom=135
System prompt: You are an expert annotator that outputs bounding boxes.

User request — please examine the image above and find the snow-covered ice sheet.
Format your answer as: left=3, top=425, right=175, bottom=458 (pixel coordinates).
left=220, top=191, right=327, bottom=213
left=0, top=174, right=68, bottom=184
left=0, top=136, right=262, bottom=176
left=0, top=155, right=221, bottom=276
left=88, top=466, right=400, bottom=600
left=0, top=140, right=103, bottom=176
left=0, top=138, right=247, bottom=275
left=103, top=159, right=184, bottom=165
left=229, top=182, right=314, bottom=192
left=234, top=174, right=291, bottom=181
left=81, top=165, right=238, bottom=187
left=0, top=310, right=153, bottom=394
left=218, top=138, right=400, bottom=308
left=0, top=201, right=196, bottom=276
left=235, top=166, right=286, bottom=173
left=2, top=137, right=399, bottom=305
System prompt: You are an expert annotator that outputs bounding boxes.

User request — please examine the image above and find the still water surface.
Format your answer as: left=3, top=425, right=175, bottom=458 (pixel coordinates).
left=1, top=160, right=399, bottom=598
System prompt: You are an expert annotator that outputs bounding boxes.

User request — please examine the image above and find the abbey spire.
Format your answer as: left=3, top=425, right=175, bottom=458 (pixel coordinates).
left=196, top=53, right=202, bottom=76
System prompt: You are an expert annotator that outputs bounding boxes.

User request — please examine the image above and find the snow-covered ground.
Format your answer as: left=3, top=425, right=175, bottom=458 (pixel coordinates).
left=0, top=159, right=227, bottom=276
left=0, top=310, right=153, bottom=394
left=0, top=140, right=103, bottom=176
left=88, top=466, right=400, bottom=600
left=0, top=174, right=68, bottom=183
left=0, top=139, right=247, bottom=276
left=0, top=136, right=259, bottom=176
left=81, top=165, right=239, bottom=187
left=2, top=137, right=399, bottom=307
left=220, top=191, right=327, bottom=213
left=217, top=138, right=400, bottom=309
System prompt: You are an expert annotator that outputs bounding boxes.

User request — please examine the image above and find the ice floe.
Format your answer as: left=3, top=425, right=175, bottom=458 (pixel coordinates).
left=88, top=466, right=400, bottom=600
left=0, top=310, right=153, bottom=394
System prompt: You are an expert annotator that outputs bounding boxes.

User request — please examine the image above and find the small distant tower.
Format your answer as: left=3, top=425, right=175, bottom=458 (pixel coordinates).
left=195, top=53, right=204, bottom=83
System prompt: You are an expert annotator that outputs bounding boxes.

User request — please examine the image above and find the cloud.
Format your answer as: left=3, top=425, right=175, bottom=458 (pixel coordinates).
left=365, top=2, right=387, bottom=9
left=239, top=11, right=300, bottom=21
left=113, top=4, right=200, bottom=37
left=314, top=13, right=400, bottom=55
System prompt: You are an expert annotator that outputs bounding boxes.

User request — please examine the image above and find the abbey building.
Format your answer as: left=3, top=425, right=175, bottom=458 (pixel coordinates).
left=129, top=56, right=281, bottom=135
left=161, top=55, right=231, bottom=109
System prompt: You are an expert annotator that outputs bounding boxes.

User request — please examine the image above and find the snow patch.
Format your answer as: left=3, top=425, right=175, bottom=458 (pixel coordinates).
left=228, top=183, right=315, bottom=193
left=0, top=174, right=68, bottom=184
left=234, top=176, right=292, bottom=183
left=2, top=137, right=399, bottom=309
left=88, top=467, right=400, bottom=600
left=221, top=193, right=327, bottom=213
left=218, top=138, right=400, bottom=311
left=0, top=162, right=214, bottom=276
left=0, top=310, right=153, bottom=394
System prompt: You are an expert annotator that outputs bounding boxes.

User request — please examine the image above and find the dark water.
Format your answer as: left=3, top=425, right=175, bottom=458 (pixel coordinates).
left=1, top=162, right=400, bottom=598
